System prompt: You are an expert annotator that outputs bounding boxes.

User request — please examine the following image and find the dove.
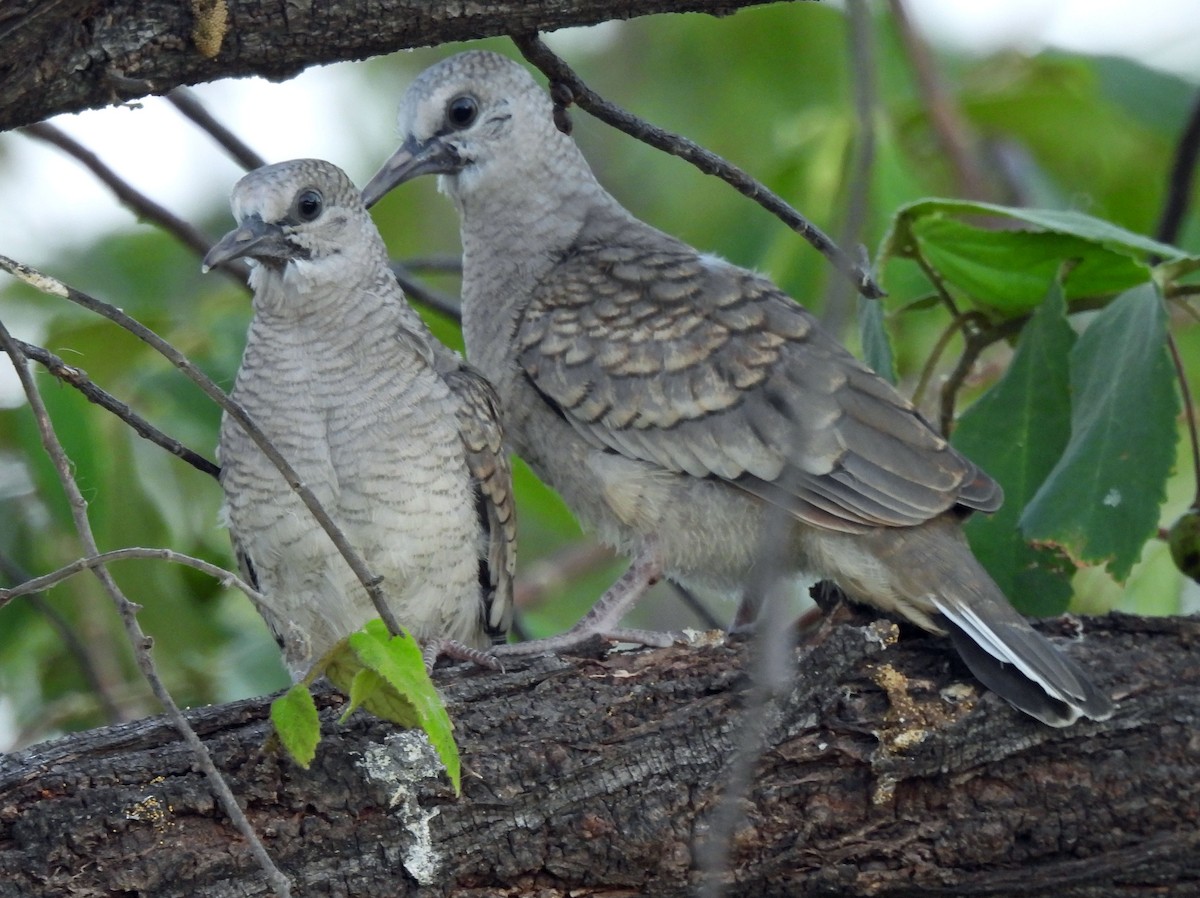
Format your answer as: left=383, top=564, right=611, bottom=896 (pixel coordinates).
left=361, top=52, right=1112, bottom=725
left=205, top=157, right=514, bottom=678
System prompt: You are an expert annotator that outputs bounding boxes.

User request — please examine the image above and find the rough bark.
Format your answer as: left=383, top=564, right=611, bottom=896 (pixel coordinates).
left=1, top=610, right=1196, bottom=897
left=0, top=0, right=798, bottom=133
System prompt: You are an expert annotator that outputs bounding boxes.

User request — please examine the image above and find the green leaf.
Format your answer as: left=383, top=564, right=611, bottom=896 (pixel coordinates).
left=952, top=284, right=1077, bottom=614
left=1021, top=284, right=1179, bottom=580
left=879, top=198, right=1200, bottom=315
left=341, top=668, right=389, bottom=724
left=857, top=295, right=895, bottom=384
left=349, top=621, right=461, bottom=794
left=270, top=684, right=320, bottom=769
left=885, top=198, right=1195, bottom=263
left=321, top=636, right=420, bottom=729
left=909, top=218, right=1151, bottom=314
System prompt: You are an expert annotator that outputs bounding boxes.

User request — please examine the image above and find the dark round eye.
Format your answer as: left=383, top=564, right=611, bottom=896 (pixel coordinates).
left=296, top=189, right=323, bottom=222
left=446, top=95, right=478, bottom=130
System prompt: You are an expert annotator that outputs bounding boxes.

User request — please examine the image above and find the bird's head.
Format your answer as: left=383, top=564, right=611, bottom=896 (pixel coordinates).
left=206, top=159, right=381, bottom=298
left=361, top=51, right=569, bottom=211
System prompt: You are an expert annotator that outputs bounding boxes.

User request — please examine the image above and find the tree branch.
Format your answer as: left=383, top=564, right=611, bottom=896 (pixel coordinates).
left=0, top=0, right=795, bottom=133
left=0, top=611, right=1193, bottom=897
left=20, top=123, right=249, bottom=287
left=167, top=85, right=267, bottom=171
left=0, top=547, right=264, bottom=616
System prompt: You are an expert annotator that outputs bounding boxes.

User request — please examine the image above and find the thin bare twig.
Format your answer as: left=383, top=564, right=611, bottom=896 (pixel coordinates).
left=0, top=255, right=404, bottom=639
left=1166, top=333, right=1200, bottom=510
left=20, top=122, right=249, bottom=286
left=823, top=0, right=879, bottom=336
left=167, top=87, right=268, bottom=171
left=1, top=547, right=265, bottom=614
left=0, top=551, right=125, bottom=724
left=670, top=583, right=723, bottom=630
left=938, top=316, right=993, bottom=436
left=511, top=33, right=885, bottom=301
left=911, top=315, right=966, bottom=414
left=1153, top=90, right=1200, bottom=509
left=889, top=0, right=992, bottom=201
left=4, top=338, right=220, bottom=479
left=0, top=322, right=293, bottom=898
left=401, top=255, right=464, bottom=275
left=390, top=261, right=462, bottom=321
left=1155, top=91, right=1200, bottom=248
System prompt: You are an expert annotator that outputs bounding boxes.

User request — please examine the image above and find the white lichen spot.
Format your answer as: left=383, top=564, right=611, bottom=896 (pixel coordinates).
left=358, top=732, right=443, bottom=885
left=4, top=259, right=68, bottom=298
left=1103, top=488, right=1122, bottom=508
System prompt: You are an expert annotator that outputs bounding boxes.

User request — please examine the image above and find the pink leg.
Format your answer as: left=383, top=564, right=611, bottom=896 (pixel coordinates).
left=494, top=549, right=673, bottom=658
left=422, top=638, right=504, bottom=673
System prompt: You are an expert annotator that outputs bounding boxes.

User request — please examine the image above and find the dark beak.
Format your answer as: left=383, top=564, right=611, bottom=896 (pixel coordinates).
left=203, top=214, right=291, bottom=272
left=361, top=135, right=464, bottom=208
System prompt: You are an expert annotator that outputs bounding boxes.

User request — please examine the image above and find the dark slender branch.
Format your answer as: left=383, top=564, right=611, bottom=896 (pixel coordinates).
left=0, top=320, right=293, bottom=898
left=402, top=255, right=465, bottom=275
left=670, top=583, right=724, bottom=630
left=510, top=33, right=885, bottom=301
left=821, top=0, right=879, bottom=336
left=167, top=87, right=268, bottom=171
left=1153, top=90, right=1200, bottom=508
left=844, top=0, right=877, bottom=244
left=938, top=315, right=992, bottom=435
left=1, top=548, right=265, bottom=615
left=19, top=123, right=249, bottom=287
left=889, top=0, right=991, bottom=201
left=0, top=255, right=404, bottom=640
left=1167, top=331, right=1200, bottom=510
left=5, top=338, right=220, bottom=479
left=390, top=262, right=463, bottom=322
left=1170, top=285, right=1200, bottom=303
left=1155, top=90, right=1200, bottom=247
left=911, top=316, right=965, bottom=414
left=0, top=551, right=125, bottom=725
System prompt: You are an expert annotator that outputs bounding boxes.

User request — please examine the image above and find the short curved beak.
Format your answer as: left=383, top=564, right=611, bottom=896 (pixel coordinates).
left=361, top=135, right=464, bottom=209
left=202, top=214, right=290, bottom=272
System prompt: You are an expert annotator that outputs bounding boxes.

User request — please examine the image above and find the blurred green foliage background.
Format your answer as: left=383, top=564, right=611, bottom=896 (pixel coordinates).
left=1, top=3, right=1197, bottom=747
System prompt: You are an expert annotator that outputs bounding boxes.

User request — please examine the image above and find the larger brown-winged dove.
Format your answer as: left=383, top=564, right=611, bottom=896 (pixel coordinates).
left=361, top=53, right=1111, bottom=726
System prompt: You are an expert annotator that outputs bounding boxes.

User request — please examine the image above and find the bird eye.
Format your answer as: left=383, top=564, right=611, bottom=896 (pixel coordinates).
left=296, top=189, right=323, bottom=222
left=446, top=95, right=479, bottom=130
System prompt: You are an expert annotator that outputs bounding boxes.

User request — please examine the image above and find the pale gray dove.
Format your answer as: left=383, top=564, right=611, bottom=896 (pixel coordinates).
left=361, top=52, right=1112, bottom=726
left=205, top=157, right=514, bottom=678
